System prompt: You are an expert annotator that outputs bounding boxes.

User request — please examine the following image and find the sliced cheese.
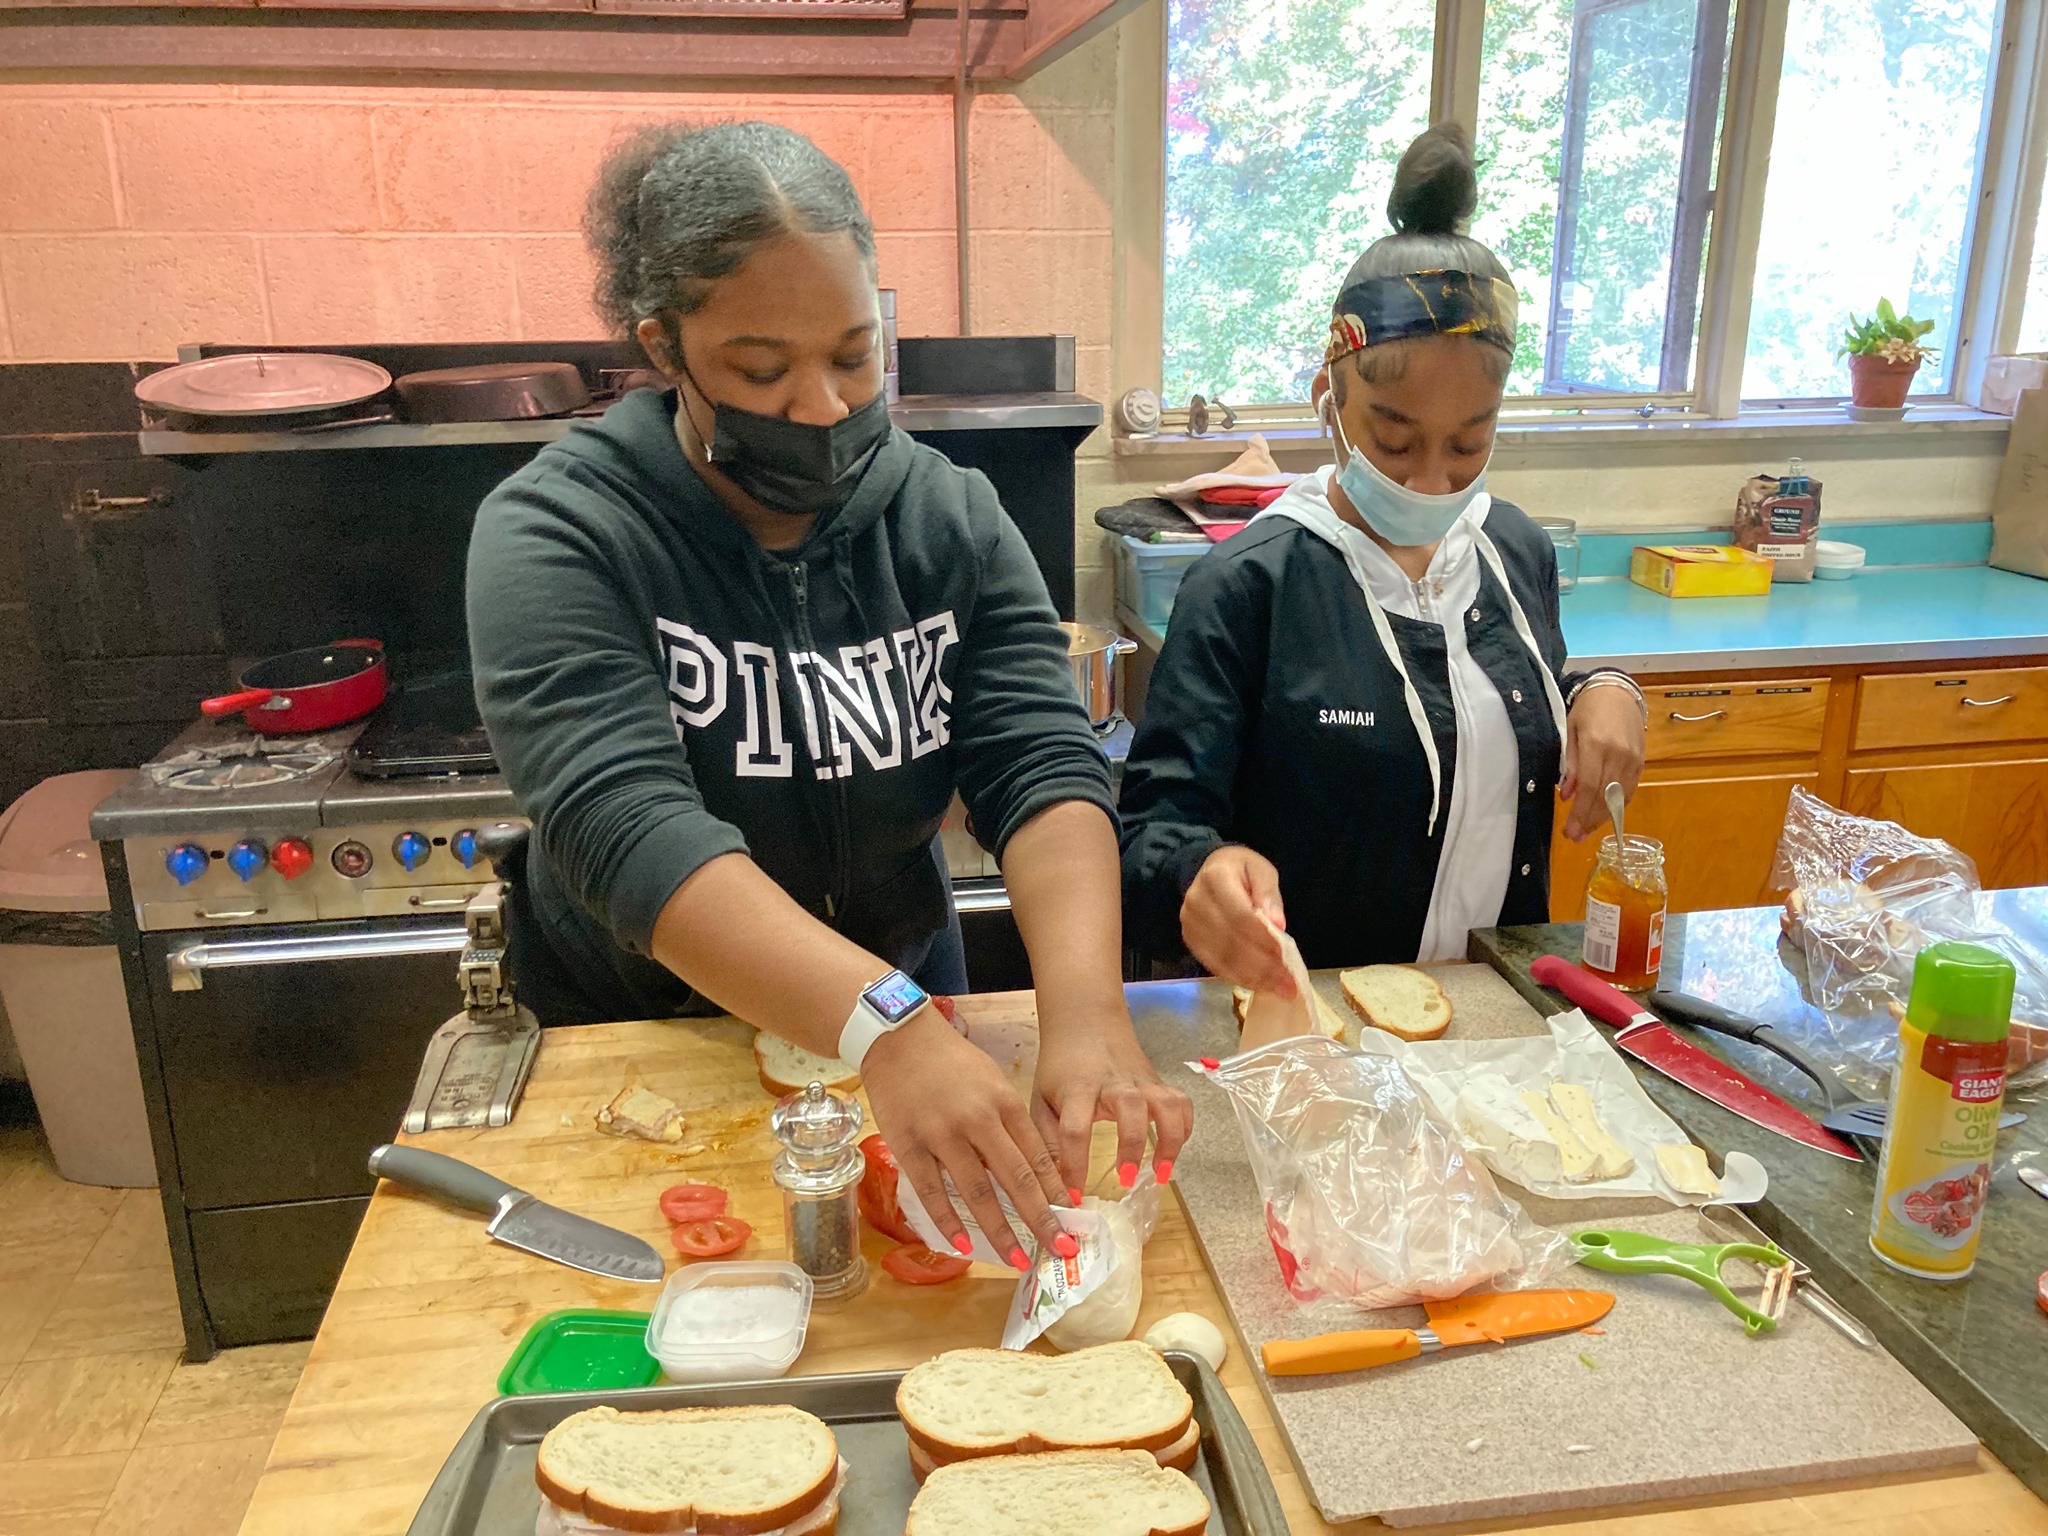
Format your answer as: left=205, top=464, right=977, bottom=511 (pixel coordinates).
left=1656, top=1142, right=1721, bottom=1198
left=1518, top=1090, right=1599, bottom=1183
left=1546, top=1082, right=1636, bottom=1180
left=1236, top=917, right=1349, bottom=1050
left=1453, top=1082, right=1565, bottom=1188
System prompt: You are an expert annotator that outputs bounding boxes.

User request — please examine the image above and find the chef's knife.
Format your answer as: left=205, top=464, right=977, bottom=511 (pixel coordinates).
left=1261, top=1289, right=1613, bottom=1376
left=1529, top=957, right=1860, bottom=1161
left=367, top=1144, right=664, bottom=1283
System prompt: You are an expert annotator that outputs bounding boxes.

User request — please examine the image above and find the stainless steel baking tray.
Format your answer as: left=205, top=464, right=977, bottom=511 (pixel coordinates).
left=406, top=1351, right=1287, bottom=1536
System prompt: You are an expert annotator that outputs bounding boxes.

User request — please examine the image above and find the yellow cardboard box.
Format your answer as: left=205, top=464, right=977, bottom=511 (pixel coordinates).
left=1629, top=544, right=1774, bottom=599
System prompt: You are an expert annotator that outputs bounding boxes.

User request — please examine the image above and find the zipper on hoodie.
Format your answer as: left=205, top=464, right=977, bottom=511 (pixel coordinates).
left=787, top=560, right=850, bottom=922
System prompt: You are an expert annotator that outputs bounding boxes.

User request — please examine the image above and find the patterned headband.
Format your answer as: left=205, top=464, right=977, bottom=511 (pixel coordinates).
left=1325, top=269, right=1520, bottom=364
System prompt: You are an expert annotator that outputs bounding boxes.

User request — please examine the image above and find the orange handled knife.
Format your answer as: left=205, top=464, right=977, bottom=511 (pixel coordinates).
left=1261, top=1289, right=1614, bottom=1376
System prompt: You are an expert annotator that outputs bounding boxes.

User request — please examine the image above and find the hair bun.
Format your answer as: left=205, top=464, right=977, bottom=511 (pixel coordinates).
left=1387, top=122, right=1479, bottom=237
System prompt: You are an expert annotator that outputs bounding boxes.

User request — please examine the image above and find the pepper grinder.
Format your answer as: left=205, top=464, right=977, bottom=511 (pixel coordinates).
left=770, top=1081, right=869, bottom=1303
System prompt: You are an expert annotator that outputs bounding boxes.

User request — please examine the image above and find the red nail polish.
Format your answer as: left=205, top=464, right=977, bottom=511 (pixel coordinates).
left=950, top=1233, right=974, bottom=1256
left=1053, top=1233, right=1079, bottom=1259
left=1067, top=1187, right=1084, bottom=1204
left=1154, top=1160, right=1174, bottom=1184
left=1118, top=1162, right=1138, bottom=1189
left=1008, top=1247, right=1030, bottom=1271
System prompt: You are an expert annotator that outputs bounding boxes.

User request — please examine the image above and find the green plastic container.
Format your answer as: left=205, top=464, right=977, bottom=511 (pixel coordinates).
left=497, top=1309, right=660, bottom=1397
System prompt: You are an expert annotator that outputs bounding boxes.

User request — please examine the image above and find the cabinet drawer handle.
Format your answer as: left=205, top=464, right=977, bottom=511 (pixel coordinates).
left=1961, top=694, right=2015, bottom=708
left=194, top=906, right=266, bottom=921
left=1668, top=709, right=1728, bottom=723
left=407, top=893, right=474, bottom=910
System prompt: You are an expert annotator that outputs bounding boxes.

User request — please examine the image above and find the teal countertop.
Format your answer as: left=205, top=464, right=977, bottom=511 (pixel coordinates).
left=1560, top=563, right=2048, bottom=673
left=1471, top=903, right=2048, bottom=1500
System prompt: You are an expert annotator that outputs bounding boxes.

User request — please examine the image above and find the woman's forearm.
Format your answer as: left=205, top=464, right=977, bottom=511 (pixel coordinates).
left=1002, top=801, right=1130, bottom=1044
left=648, top=852, right=884, bottom=1058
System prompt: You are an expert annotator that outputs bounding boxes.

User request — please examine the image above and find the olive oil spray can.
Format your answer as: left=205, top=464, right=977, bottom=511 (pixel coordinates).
left=1870, top=942, right=2015, bottom=1280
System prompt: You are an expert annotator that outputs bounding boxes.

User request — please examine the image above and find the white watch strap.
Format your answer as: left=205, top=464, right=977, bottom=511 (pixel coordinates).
left=837, top=998, right=891, bottom=1072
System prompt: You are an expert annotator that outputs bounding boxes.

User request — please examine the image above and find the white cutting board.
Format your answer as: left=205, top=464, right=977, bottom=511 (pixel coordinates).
left=1143, top=964, right=1981, bottom=1527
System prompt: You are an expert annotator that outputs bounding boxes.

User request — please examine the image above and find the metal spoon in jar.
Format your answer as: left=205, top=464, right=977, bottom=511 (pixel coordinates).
left=1605, top=780, right=1627, bottom=847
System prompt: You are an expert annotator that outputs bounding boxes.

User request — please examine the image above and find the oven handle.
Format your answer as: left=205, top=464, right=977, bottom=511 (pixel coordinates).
left=168, top=924, right=469, bottom=991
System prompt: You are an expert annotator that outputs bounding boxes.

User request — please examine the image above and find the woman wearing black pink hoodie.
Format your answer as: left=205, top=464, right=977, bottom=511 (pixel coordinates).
left=467, top=122, right=1189, bottom=1265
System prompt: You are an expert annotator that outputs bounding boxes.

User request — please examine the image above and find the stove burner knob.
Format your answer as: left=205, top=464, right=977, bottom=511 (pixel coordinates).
left=270, top=837, right=314, bottom=881
left=165, top=843, right=209, bottom=887
left=226, top=839, right=267, bottom=883
left=393, top=831, right=432, bottom=873
left=332, top=840, right=373, bottom=879
left=450, top=828, right=479, bottom=869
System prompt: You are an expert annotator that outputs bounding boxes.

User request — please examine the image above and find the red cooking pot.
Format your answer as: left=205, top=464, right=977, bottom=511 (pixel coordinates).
left=200, top=639, right=387, bottom=733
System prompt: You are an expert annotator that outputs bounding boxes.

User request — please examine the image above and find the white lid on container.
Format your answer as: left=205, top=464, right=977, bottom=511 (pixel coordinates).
left=0, top=770, right=130, bottom=913
left=645, top=1260, right=812, bottom=1382
left=1814, top=540, right=1867, bottom=567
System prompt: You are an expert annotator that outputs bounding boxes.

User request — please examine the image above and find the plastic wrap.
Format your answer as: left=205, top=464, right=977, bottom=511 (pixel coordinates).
left=1771, top=787, right=2048, bottom=1091
left=1194, top=1036, right=1573, bottom=1309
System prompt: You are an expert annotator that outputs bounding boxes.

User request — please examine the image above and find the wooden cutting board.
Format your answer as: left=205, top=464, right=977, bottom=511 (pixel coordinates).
left=1132, top=965, right=1982, bottom=1528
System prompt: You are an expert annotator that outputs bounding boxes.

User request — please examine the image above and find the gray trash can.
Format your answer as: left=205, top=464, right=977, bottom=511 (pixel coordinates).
left=0, top=769, right=156, bottom=1187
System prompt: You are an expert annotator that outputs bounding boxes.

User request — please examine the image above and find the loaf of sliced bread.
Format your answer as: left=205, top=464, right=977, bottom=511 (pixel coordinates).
left=1339, top=964, right=1453, bottom=1042
left=896, top=1341, right=1193, bottom=1461
left=906, top=1450, right=1211, bottom=1536
left=534, top=1404, right=840, bottom=1535
left=753, top=1032, right=860, bottom=1097
left=907, top=1419, right=1199, bottom=1482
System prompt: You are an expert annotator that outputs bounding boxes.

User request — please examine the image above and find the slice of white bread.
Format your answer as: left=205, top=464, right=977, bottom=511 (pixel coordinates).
left=753, top=1032, right=860, bottom=1097
left=1339, top=965, right=1452, bottom=1042
left=895, top=1341, right=1193, bottom=1461
left=535, top=1404, right=839, bottom=1535
left=907, top=1420, right=1200, bottom=1483
left=905, top=1450, right=1211, bottom=1536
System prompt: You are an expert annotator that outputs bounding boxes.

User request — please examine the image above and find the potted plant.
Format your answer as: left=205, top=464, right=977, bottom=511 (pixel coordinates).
left=1838, top=299, right=1936, bottom=409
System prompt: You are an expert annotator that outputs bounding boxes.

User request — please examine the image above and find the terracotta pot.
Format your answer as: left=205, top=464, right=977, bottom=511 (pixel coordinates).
left=1847, top=354, right=1919, bottom=409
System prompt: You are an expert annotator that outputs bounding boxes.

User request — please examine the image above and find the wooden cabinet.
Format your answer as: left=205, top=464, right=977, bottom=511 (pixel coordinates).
left=1548, top=654, right=2048, bottom=921
left=1843, top=754, right=2048, bottom=889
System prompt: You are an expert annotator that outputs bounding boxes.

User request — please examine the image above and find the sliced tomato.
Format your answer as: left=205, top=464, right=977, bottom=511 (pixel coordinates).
left=659, top=1183, right=728, bottom=1223
left=671, top=1215, right=750, bottom=1259
left=857, top=1133, right=921, bottom=1243
left=933, top=994, right=958, bottom=1025
left=881, top=1243, right=971, bottom=1285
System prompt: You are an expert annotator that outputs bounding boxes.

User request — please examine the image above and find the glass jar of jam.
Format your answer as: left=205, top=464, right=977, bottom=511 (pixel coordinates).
left=1581, top=834, right=1668, bottom=992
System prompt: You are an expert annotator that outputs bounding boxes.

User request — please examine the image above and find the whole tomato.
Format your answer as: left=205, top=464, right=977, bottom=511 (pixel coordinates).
left=857, top=1133, right=922, bottom=1244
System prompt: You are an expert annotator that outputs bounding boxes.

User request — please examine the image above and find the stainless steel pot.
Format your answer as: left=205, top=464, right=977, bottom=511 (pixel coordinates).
left=1060, top=622, right=1138, bottom=730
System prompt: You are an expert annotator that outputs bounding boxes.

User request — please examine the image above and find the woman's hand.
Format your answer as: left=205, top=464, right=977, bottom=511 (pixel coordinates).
left=862, top=1010, right=1072, bottom=1269
left=1559, top=683, right=1647, bottom=840
left=1181, top=845, right=1294, bottom=995
left=1031, top=1014, right=1195, bottom=1196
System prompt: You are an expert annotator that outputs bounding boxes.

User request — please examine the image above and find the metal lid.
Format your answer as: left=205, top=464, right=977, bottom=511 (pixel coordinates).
left=134, top=353, right=392, bottom=417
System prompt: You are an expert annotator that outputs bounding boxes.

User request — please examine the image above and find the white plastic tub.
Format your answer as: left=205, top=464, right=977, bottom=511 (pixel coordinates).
left=1814, top=540, right=1867, bottom=580
left=645, top=1261, right=813, bottom=1383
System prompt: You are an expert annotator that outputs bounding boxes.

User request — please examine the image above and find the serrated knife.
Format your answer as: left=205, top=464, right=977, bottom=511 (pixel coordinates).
left=1529, top=957, right=1860, bottom=1161
left=368, top=1143, right=664, bottom=1283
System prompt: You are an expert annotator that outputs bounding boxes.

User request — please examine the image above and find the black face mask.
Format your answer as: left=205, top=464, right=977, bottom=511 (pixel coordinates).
left=696, top=388, right=892, bottom=519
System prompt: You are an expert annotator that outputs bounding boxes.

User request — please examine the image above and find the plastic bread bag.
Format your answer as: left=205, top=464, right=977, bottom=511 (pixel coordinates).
left=1192, top=1037, right=1573, bottom=1309
left=1770, top=787, right=2048, bottom=1092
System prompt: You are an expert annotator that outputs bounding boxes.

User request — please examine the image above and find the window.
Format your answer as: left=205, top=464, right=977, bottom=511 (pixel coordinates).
left=1473, top=0, right=1733, bottom=396
left=1159, top=0, right=2027, bottom=415
left=1741, top=0, right=1998, bottom=399
left=1162, top=0, right=1435, bottom=406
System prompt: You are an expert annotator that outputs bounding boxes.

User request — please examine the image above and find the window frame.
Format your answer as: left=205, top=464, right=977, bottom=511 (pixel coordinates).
left=1138, top=0, right=2048, bottom=429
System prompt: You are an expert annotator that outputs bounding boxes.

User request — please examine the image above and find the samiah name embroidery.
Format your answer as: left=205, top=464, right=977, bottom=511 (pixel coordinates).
left=1318, top=708, right=1376, bottom=727
left=655, top=611, right=959, bottom=782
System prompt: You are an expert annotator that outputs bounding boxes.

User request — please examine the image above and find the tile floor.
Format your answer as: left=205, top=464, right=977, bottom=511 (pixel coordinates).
left=0, top=1104, right=307, bottom=1536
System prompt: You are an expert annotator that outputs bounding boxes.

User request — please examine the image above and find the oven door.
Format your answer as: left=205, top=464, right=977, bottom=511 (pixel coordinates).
left=143, top=916, right=468, bottom=1210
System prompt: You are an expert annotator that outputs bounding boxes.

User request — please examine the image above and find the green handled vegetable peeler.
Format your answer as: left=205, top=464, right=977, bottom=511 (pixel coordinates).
left=1569, top=1228, right=1789, bottom=1336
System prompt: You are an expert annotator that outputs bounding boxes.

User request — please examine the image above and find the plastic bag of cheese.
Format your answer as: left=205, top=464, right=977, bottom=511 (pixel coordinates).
left=1194, top=1037, right=1573, bottom=1309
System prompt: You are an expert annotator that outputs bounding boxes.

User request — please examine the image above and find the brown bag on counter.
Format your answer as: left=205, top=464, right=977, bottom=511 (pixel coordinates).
left=1990, top=386, right=2048, bottom=579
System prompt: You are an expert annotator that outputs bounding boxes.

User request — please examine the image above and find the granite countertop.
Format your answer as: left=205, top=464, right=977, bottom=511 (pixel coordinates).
left=1560, top=564, right=2048, bottom=673
left=1470, top=899, right=2048, bottom=1498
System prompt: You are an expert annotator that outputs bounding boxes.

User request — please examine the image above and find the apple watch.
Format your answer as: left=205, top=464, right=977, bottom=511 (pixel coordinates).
left=836, top=968, right=932, bottom=1071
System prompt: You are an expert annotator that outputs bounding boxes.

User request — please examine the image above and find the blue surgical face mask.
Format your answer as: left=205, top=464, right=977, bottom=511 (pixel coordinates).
left=1321, top=395, right=1488, bottom=547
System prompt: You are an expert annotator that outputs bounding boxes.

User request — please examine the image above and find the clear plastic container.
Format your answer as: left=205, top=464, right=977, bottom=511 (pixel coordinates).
left=1536, top=517, right=1581, bottom=593
left=644, top=1261, right=813, bottom=1383
left=1115, top=534, right=1210, bottom=629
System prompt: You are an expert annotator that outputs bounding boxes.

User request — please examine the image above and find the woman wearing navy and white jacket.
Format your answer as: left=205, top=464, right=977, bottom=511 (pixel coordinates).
left=1119, top=124, right=1648, bottom=997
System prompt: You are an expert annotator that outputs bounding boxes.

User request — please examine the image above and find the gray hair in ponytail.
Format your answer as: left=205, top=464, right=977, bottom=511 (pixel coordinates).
left=1336, top=123, right=1516, bottom=388
left=586, top=120, right=876, bottom=356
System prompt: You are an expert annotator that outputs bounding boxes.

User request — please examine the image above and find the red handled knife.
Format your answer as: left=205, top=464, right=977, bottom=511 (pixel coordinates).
left=1528, top=956, right=1859, bottom=1162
